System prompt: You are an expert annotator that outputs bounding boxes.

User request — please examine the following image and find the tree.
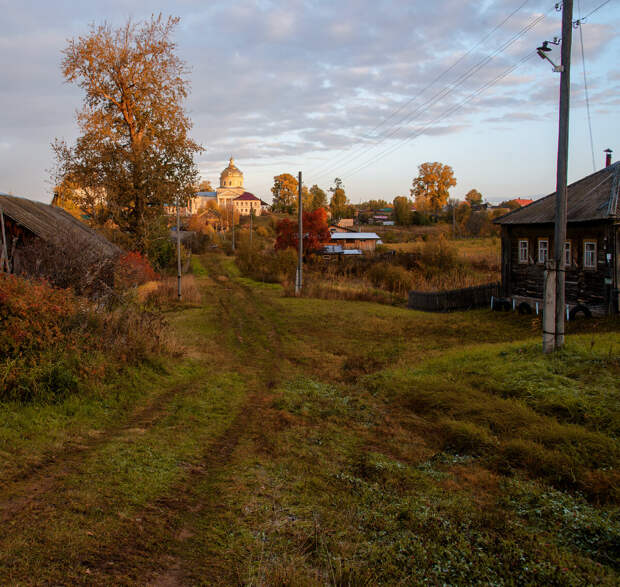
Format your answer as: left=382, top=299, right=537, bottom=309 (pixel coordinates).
left=393, top=196, right=412, bottom=225
left=52, top=15, right=202, bottom=253
left=329, top=178, right=349, bottom=219
left=410, top=162, right=456, bottom=213
left=465, top=189, right=483, bottom=207
left=196, top=179, right=213, bottom=192
left=271, top=173, right=298, bottom=213
left=274, top=208, right=330, bottom=253
left=309, top=184, right=327, bottom=211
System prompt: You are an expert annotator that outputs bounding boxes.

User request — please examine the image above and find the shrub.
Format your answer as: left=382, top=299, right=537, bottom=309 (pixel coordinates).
left=115, top=251, right=159, bottom=289
left=235, top=244, right=297, bottom=284
left=419, top=236, right=458, bottom=273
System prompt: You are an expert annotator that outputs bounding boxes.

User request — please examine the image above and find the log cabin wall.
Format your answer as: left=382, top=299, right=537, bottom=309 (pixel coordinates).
left=502, top=220, right=616, bottom=311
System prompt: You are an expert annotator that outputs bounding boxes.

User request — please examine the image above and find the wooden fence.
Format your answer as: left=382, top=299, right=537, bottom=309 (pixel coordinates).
left=408, top=282, right=500, bottom=312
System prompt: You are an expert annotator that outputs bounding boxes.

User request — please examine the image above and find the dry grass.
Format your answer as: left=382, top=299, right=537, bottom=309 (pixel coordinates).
left=144, top=275, right=203, bottom=307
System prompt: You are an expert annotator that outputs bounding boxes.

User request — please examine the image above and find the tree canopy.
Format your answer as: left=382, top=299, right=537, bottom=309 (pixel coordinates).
left=271, top=173, right=299, bottom=213
left=274, top=208, right=330, bottom=253
left=309, top=185, right=327, bottom=211
left=52, top=15, right=202, bottom=253
left=410, top=162, right=456, bottom=213
left=465, top=189, right=483, bottom=206
left=393, top=196, right=412, bottom=225
left=329, top=178, right=349, bottom=219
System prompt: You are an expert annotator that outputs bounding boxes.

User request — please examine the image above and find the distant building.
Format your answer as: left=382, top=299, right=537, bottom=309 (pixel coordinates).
left=329, top=232, right=381, bottom=252
left=191, top=158, right=263, bottom=216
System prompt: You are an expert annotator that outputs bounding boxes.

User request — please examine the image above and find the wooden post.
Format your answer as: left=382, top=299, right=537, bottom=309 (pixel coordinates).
left=543, top=259, right=556, bottom=353
left=553, top=0, right=573, bottom=350
left=176, top=195, right=182, bottom=300
left=295, top=171, right=303, bottom=295
left=0, top=205, right=9, bottom=273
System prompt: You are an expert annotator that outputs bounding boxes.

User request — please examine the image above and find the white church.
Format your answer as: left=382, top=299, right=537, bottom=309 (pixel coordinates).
left=192, top=158, right=265, bottom=216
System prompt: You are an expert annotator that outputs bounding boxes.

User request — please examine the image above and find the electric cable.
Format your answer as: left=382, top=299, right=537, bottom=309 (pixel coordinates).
left=577, top=0, right=597, bottom=172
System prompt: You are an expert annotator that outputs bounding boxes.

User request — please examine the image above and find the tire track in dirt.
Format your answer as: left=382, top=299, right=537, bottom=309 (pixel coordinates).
left=87, top=259, right=287, bottom=585
left=0, top=379, right=195, bottom=525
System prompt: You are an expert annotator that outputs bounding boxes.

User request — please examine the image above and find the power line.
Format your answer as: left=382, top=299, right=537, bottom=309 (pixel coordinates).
left=315, top=9, right=550, bottom=183
left=343, top=53, right=536, bottom=179
left=307, top=0, right=533, bottom=179
left=579, top=0, right=612, bottom=21
left=577, top=0, right=596, bottom=172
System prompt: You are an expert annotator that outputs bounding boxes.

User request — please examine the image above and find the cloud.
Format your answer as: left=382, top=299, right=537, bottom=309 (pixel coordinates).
left=1, top=0, right=619, bottom=201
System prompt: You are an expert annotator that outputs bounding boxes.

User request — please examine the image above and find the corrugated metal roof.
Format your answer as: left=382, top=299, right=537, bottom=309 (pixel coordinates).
left=330, top=232, right=380, bottom=240
left=196, top=191, right=217, bottom=197
left=0, top=193, right=120, bottom=257
left=495, top=162, right=620, bottom=225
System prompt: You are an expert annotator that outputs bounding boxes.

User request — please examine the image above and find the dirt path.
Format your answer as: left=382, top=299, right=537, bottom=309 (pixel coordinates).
left=0, top=255, right=286, bottom=585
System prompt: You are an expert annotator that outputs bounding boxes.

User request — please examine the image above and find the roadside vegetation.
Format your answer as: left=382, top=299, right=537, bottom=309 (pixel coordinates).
left=1, top=253, right=617, bottom=585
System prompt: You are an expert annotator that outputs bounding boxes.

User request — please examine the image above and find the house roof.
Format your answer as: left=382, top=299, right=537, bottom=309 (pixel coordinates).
left=233, top=191, right=259, bottom=201
left=513, top=198, right=533, bottom=207
left=495, top=162, right=620, bottom=225
left=0, top=192, right=120, bottom=257
left=196, top=191, right=217, bottom=198
left=330, top=232, right=380, bottom=240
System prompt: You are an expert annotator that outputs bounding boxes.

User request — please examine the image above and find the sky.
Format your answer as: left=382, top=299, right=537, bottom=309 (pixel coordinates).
left=1, top=0, right=619, bottom=205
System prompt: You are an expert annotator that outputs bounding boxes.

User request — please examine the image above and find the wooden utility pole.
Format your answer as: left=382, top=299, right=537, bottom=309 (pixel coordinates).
left=249, top=207, right=253, bottom=248
left=544, top=0, right=573, bottom=353
left=176, top=195, right=182, bottom=301
left=295, top=171, right=303, bottom=295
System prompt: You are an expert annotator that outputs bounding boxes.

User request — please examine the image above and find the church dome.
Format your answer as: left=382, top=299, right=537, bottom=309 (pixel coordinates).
left=219, top=157, right=244, bottom=188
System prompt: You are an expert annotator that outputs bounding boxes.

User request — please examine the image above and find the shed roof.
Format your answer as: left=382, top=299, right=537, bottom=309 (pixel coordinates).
left=330, top=232, right=380, bottom=240
left=495, top=162, right=620, bottom=225
left=0, top=192, right=120, bottom=257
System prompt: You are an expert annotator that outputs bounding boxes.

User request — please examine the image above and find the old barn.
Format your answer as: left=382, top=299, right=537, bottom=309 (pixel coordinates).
left=494, top=161, right=619, bottom=316
left=0, top=192, right=120, bottom=292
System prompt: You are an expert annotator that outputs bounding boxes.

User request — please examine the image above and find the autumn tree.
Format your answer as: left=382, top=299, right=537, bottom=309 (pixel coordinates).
left=274, top=208, right=330, bottom=253
left=271, top=173, right=298, bottom=213
left=329, top=178, right=349, bottom=219
left=52, top=15, right=202, bottom=253
left=410, top=162, right=456, bottom=213
left=196, top=179, right=213, bottom=192
left=309, top=184, right=327, bottom=211
left=393, top=196, right=412, bottom=225
left=465, top=189, right=483, bottom=207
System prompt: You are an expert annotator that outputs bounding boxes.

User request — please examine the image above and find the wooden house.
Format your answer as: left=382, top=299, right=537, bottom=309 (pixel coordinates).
left=494, top=162, right=619, bottom=316
left=329, top=232, right=381, bottom=252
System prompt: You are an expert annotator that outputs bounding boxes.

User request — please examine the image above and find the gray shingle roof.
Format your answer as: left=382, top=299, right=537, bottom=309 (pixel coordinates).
left=495, top=162, right=620, bottom=225
left=0, top=193, right=120, bottom=257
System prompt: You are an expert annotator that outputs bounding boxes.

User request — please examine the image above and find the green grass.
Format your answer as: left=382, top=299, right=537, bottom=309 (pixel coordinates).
left=1, top=252, right=618, bottom=585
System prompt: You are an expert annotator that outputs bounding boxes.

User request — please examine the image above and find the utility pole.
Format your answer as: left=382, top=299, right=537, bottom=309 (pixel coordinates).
left=232, top=201, right=236, bottom=252
left=295, top=171, right=303, bottom=295
left=249, top=206, right=253, bottom=248
left=543, top=0, right=572, bottom=353
left=176, top=194, right=182, bottom=301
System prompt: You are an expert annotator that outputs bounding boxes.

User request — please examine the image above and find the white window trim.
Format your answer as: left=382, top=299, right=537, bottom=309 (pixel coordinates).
left=583, top=240, right=597, bottom=269
left=518, top=239, right=529, bottom=264
left=537, top=238, right=549, bottom=264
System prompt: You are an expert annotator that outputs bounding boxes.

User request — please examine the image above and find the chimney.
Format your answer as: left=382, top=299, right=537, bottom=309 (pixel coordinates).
left=604, top=148, right=612, bottom=168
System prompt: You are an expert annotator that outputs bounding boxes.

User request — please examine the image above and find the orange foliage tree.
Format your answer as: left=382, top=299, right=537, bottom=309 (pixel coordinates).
left=274, top=208, right=331, bottom=253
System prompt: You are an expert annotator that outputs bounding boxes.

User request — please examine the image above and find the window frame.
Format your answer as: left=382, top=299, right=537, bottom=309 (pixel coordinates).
left=564, top=240, right=572, bottom=267
left=518, top=239, right=529, bottom=264
left=537, top=238, right=549, bottom=265
left=583, top=239, right=597, bottom=269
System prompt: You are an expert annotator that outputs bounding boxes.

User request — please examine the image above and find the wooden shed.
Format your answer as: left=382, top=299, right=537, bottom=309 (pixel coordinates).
left=494, top=162, right=619, bottom=316
left=0, top=192, right=120, bottom=290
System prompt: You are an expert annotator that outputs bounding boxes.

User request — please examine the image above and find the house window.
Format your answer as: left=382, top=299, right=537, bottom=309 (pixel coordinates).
left=518, top=239, right=528, bottom=263
left=584, top=240, right=597, bottom=269
left=564, top=241, right=571, bottom=267
left=538, top=239, right=549, bottom=264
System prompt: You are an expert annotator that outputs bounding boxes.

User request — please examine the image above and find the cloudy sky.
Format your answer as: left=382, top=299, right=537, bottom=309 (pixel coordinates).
left=1, top=0, right=619, bottom=204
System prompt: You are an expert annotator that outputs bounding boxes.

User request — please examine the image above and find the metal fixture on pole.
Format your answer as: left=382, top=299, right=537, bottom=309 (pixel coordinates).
left=540, top=0, right=573, bottom=353
left=295, top=171, right=303, bottom=295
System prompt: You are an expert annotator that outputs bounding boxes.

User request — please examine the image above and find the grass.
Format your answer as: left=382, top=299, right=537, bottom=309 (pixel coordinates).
left=0, top=252, right=618, bottom=585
